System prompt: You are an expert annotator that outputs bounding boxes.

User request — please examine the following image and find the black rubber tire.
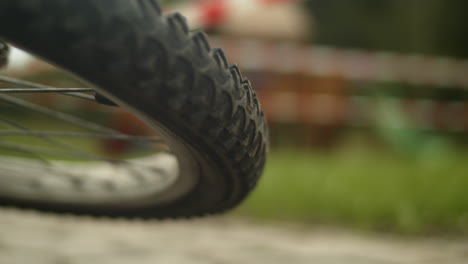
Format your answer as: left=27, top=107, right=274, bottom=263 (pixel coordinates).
left=0, top=41, right=8, bottom=68
left=0, top=0, right=268, bottom=218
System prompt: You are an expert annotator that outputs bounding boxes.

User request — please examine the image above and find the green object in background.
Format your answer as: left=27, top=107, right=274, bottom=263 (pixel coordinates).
left=373, top=96, right=429, bottom=154
left=306, top=0, right=468, bottom=58
left=238, top=146, right=468, bottom=235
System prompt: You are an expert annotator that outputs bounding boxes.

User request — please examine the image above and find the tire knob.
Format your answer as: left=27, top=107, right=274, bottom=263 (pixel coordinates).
left=0, top=41, right=9, bottom=68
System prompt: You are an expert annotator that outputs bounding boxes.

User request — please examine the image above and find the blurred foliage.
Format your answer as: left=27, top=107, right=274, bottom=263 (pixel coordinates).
left=160, top=0, right=184, bottom=6
left=154, top=0, right=468, bottom=235
left=305, top=0, right=468, bottom=58
left=237, top=139, right=468, bottom=235
left=162, top=0, right=468, bottom=58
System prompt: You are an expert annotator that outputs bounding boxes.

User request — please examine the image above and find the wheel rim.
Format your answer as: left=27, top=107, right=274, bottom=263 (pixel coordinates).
left=0, top=46, right=199, bottom=209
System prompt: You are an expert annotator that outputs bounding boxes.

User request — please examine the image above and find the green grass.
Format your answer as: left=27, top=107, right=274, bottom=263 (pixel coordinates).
left=237, top=140, right=468, bottom=235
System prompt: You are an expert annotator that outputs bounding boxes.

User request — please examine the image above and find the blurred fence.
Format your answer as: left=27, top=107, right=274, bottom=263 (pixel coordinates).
left=211, top=37, right=468, bottom=88
left=4, top=37, right=468, bottom=137
left=211, top=37, right=468, bottom=135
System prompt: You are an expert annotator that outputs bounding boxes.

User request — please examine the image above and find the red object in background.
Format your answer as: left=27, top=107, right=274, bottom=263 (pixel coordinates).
left=259, top=0, right=299, bottom=4
left=100, top=110, right=153, bottom=156
left=199, top=0, right=228, bottom=28
left=196, top=0, right=300, bottom=28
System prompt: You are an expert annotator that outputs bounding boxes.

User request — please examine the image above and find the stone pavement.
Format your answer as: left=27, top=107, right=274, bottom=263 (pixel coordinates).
left=0, top=209, right=466, bottom=264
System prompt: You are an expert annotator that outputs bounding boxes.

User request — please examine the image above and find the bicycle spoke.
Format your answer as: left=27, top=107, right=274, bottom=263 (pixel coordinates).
left=0, top=118, right=113, bottom=162
left=0, top=142, right=50, bottom=166
left=0, top=95, right=167, bottom=157
left=0, top=76, right=95, bottom=101
left=0, top=130, right=162, bottom=142
left=0, top=93, right=123, bottom=134
left=0, top=88, right=94, bottom=93
left=0, top=76, right=53, bottom=87
left=0, top=140, right=163, bottom=170
left=0, top=75, right=170, bottom=171
left=0, top=141, right=101, bottom=161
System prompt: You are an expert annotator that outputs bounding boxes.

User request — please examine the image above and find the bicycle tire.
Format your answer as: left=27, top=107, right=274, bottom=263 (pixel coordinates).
left=0, top=0, right=268, bottom=218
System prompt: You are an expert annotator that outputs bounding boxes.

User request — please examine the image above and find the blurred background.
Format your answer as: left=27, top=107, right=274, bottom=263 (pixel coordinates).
left=0, top=0, right=468, bottom=264
left=1, top=0, right=468, bottom=262
left=161, top=0, right=468, bottom=235
left=3, top=0, right=468, bottom=235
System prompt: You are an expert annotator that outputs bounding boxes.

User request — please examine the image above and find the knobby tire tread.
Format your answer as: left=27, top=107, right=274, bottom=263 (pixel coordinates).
left=0, top=0, right=268, bottom=218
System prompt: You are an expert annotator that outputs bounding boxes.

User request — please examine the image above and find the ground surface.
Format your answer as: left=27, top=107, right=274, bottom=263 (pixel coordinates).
left=0, top=209, right=466, bottom=264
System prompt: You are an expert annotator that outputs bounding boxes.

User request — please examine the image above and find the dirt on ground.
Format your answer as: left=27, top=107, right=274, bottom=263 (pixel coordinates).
left=0, top=209, right=466, bottom=264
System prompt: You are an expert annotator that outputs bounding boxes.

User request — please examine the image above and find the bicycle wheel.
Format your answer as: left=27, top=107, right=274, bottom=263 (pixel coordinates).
left=0, top=0, right=268, bottom=218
